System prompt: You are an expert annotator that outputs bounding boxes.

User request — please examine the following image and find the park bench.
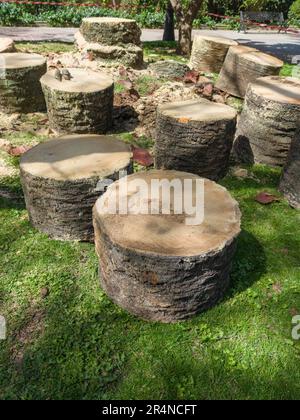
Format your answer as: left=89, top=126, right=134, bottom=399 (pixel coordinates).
left=239, top=11, right=288, bottom=33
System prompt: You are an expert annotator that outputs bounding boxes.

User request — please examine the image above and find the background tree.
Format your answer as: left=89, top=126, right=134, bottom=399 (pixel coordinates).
left=163, top=1, right=175, bottom=41
left=170, top=0, right=205, bottom=55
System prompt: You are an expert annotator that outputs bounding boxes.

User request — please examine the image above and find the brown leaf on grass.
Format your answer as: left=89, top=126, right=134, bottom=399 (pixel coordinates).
left=183, top=70, right=199, bottom=84
left=132, top=147, right=154, bottom=167
left=255, top=192, right=280, bottom=205
left=8, top=145, right=32, bottom=157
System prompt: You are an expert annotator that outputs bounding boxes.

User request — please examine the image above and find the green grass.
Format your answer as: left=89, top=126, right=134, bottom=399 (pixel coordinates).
left=280, top=63, right=298, bottom=77
left=143, top=41, right=188, bottom=64
left=16, top=42, right=74, bottom=55
left=0, top=153, right=300, bottom=399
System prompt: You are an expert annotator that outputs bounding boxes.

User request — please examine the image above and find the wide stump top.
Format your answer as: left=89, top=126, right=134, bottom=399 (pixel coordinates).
left=20, top=135, right=132, bottom=181
left=94, top=170, right=241, bottom=257
left=249, top=76, right=300, bottom=105
left=230, top=45, right=283, bottom=68
left=82, top=17, right=138, bottom=24
left=40, top=68, right=113, bottom=93
left=0, top=52, right=46, bottom=69
left=193, top=34, right=238, bottom=46
left=158, top=98, right=237, bottom=123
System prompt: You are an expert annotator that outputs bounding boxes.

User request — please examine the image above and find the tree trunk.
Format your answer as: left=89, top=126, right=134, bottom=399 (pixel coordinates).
left=163, top=1, right=175, bottom=41
left=155, top=98, right=237, bottom=181
left=177, top=19, right=193, bottom=55
left=93, top=170, right=241, bottom=323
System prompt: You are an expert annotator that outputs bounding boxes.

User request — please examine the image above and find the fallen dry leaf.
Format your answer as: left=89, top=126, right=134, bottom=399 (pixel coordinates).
left=255, top=192, right=280, bottom=205
left=8, top=145, right=32, bottom=157
left=178, top=117, right=191, bottom=124
left=183, top=70, right=199, bottom=84
left=132, top=147, right=154, bottom=167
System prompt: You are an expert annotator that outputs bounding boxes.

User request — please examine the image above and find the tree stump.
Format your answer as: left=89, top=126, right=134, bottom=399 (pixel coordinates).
left=75, top=17, right=143, bottom=69
left=189, top=35, right=238, bottom=73
left=234, top=76, right=300, bottom=167
left=216, top=45, right=283, bottom=98
left=148, top=60, right=190, bottom=79
left=20, top=135, right=133, bottom=241
left=41, top=68, right=114, bottom=135
left=0, top=53, right=46, bottom=113
left=0, top=37, right=16, bottom=53
left=93, top=169, right=241, bottom=323
left=279, top=129, right=300, bottom=209
left=155, top=98, right=237, bottom=181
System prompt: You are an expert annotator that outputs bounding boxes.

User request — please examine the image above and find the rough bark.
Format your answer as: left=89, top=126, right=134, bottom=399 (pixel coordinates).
left=148, top=60, right=190, bottom=79
left=155, top=99, right=237, bottom=181
left=216, top=45, right=283, bottom=98
left=189, top=35, right=238, bottom=73
left=80, top=17, right=142, bottom=46
left=279, top=129, right=300, bottom=209
left=234, top=76, right=300, bottom=167
left=170, top=0, right=205, bottom=56
left=75, top=31, right=143, bottom=69
left=163, top=1, right=175, bottom=42
left=41, top=68, right=114, bottom=135
left=20, top=135, right=133, bottom=242
left=0, top=53, right=46, bottom=113
left=93, top=170, right=241, bottom=323
left=0, top=37, right=16, bottom=53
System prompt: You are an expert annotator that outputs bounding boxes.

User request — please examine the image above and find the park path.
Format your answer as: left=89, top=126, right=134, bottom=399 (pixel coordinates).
left=0, top=27, right=299, bottom=62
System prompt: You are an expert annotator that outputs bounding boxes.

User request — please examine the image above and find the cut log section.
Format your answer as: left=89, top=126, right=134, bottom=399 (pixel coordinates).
left=216, top=45, right=283, bottom=98
left=0, top=37, right=16, bottom=53
left=155, top=99, right=237, bottom=181
left=75, top=31, right=143, bottom=69
left=93, top=169, right=241, bottom=322
left=234, top=76, right=300, bottom=167
left=41, top=68, right=114, bottom=135
left=75, top=17, right=143, bottom=69
left=0, top=53, right=47, bottom=113
left=279, top=129, right=300, bottom=209
left=20, top=135, right=133, bottom=241
left=189, top=35, right=238, bottom=73
left=80, top=17, right=142, bottom=46
left=149, top=60, right=190, bottom=79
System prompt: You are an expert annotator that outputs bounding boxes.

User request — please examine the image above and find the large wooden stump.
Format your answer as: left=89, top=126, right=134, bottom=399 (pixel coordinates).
left=0, top=37, right=16, bottom=53
left=20, top=135, right=132, bottom=241
left=93, top=170, right=241, bottom=323
left=155, top=99, right=237, bottom=181
left=216, top=45, right=283, bottom=98
left=75, top=17, right=143, bottom=69
left=0, top=53, right=46, bottom=113
left=189, top=35, right=238, bottom=73
left=40, top=68, right=114, bottom=135
left=279, top=129, right=300, bottom=209
left=234, top=76, right=300, bottom=167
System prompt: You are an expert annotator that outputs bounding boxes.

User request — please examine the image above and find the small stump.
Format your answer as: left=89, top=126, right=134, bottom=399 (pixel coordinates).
left=279, top=129, right=300, bottom=209
left=93, top=170, right=241, bottom=323
left=0, top=37, right=16, bottom=53
left=149, top=61, right=190, bottom=79
left=216, top=45, right=283, bottom=98
left=75, top=17, right=143, bottom=69
left=20, top=135, right=132, bottom=241
left=0, top=53, right=46, bottom=113
left=189, top=35, right=238, bottom=73
left=41, top=68, right=114, bottom=134
left=155, top=99, right=237, bottom=181
left=234, top=76, right=300, bottom=166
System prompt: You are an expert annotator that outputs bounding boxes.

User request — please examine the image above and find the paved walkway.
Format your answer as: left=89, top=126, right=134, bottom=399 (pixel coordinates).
left=0, top=27, right=299, bottom=62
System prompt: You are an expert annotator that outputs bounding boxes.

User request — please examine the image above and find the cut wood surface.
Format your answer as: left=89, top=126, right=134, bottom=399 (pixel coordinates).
left=41, top=68, right=114, bottom=134
left=216, top=45, right=283, bottom=98
left=279, top=129, right=300, bottom=209
left=20, top=135, right=133, bottom=241
left=234, top=76, right=300, bottom=166
left=0, top=37, right=16, bottom=53
left=80, top=17, right=142, bottom=46
left=0, top=53, right=47, bottom=113
left=93, top=170, right=241, bottom=322
left=155, top=98, right=237, bottom=181
left=189, top=35, right=238, bottom=73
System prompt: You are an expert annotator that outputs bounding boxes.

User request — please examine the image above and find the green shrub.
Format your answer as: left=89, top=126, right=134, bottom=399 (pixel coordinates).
left=289, top=0, right=300, bottom=26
